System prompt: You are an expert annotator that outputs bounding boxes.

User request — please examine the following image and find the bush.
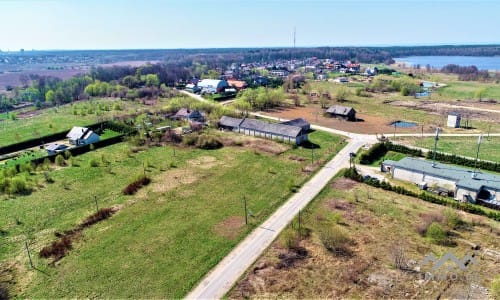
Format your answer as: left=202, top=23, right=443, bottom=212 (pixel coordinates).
left=55, top=154, right=65, bottom=166
left=89, top=158, right=100, bottom=167
left=80, top=208, right=115, bottom=228
left=183, top=134, right=223, bottom=150
left=123, top=175, right=151, bottom=195
left=426, top=222, right=447, bottom=244
left=9, top=176, right=31, bottom=195
left=63, top=150, right=72, bottom=160
left=39, top=236, right=73, bottom=260
left=444, top=208, right=462, bottom=229
left=281, top=228, right=300, bottom=249
left=318, top=225, right=350, bottom=256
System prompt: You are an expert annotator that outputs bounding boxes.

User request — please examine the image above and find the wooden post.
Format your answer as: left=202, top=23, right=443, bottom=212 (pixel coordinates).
left=94, top=195, right=99, bottom=212
left=243, top=196, right=248, bottom=225
left=25, top=240, right=34, bottom=269
left=298, top=209, right=301, bottom=237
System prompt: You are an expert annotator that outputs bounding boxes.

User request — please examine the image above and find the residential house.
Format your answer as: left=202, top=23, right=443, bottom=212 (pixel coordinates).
left=227, top=79, right=248, bottom=91
left=172, top=108, right=205, bottom=122
left=326, top=105, right=356, bottom=121
left=66, top=126, right=100, bottom=146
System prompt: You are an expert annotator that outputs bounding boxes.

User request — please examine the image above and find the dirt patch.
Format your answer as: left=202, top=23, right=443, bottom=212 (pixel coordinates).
left=389, top=100, right=500, bottom=123
left=146, top=169, right=199, bottom=196
left=221, top=135, right=289, bottom=155
left=262, top=106, right=411, bottom=134
left=213, top=216, right=245, bottom=240
left=330, top=178, right=358, bottom=190
left=187, top=156, right=218, bottom=169
left=326, top=199, right=355, bottom=211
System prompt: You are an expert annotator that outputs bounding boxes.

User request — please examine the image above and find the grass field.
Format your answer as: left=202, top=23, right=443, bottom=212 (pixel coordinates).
left=0, top=130, right=345, bottom=298
left=229, top=175, right=500, bottom=299
left=393, top=135, right=500, bottom=162
left=0, top=98, right=167, bottom=148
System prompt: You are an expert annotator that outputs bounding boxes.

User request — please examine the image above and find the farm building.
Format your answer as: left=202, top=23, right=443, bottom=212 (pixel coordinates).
left=197, top=79, right=229, bottom=94
left=66, top=126, right=100, bottom=146
left=280, top=118, right=311, bottom=132
left=447, top=112, right=462, bottom=128
left=218, top=116, right=309, bottom=145
left=326, top=105, right=356, bottom=121
left=382, top=157, right=500, bottom=206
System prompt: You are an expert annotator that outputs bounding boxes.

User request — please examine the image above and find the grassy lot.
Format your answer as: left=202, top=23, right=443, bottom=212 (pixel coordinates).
left=0, top=129, right=345, bottom=298
left=228, top=176, right=500, bottom=299
left=393, top=135, right=500, bottom=162
left=0, top=98, right=167, bottom=148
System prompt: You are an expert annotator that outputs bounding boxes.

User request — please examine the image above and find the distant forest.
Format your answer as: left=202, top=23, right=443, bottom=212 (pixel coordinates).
left=2, top=45, right=500, bottom=67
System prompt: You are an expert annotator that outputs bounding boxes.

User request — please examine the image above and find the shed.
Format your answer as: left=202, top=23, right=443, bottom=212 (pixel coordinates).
left=447, top=112, right=462, bottom=128
left=326, top=105, right=356, bottom=121
left=46, top=143, right=68, bottom=155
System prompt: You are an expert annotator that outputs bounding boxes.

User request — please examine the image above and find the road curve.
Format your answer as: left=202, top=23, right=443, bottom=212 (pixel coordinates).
left=186, top=137, right=365, bottom=299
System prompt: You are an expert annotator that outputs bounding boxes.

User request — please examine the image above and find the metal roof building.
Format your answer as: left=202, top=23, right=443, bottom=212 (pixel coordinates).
left=382, top=157, right=499, bottom=206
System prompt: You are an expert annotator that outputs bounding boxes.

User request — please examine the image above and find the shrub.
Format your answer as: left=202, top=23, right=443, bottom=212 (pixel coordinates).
left=122, top=175, right=151, bottom=195
left=80, top=208, right=115, bottom=228
left=426, top=222, right=447, bottom=244
left=196, top=135, right=223, bottom=150
left=63, top=150, right=72, bottom=160
left=281, top=227, right=300, bottom=249
left=55, top=154, right=65, bottom=166
left=39, top=236, right=73, bottom=260
left=9, top=176, right=31, bottom=195
left=318, top=225, right=350, bottom=256
left=89, top=158, right=100, bottom=167
left=444, top=208, right=462, bottom=229
left=43, top=172, right=54, bottom=183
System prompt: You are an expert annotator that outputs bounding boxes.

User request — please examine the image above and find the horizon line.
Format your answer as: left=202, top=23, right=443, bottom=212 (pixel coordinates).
left=2, top=43, right=500, bottom=53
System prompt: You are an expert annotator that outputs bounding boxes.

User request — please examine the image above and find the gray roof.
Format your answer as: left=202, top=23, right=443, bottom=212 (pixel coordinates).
left=326, top=105, right=355, bottom=116
left=46, top=143, right=68, bottom=151
left=280, top=118, right=310, bottom=129
left=240, top=118, right=302, bottom=138
left=219, top=116, right=244, bottom=128
left=384, top=157, right=500, bottom=192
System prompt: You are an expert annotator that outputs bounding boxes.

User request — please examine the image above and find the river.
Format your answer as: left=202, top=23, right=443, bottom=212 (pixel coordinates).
left=394, top=56, right=500, bottom=71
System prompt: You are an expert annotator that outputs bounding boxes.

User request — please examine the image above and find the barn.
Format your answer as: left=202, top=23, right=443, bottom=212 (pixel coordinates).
left=326, top=105, right=356, bottom=121
left=218, top=116, right=308, bottom=145
left=382, top=157, right=500, bottom=206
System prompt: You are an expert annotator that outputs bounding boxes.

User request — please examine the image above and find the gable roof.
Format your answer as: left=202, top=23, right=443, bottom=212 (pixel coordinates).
left=66, top=126, right=89, bottom=140
left=384, top=157, right=500, bottom=192
left=46, top=143, right=68, bottom=151
left=240, top=118, right=302, bottom=137
left=280, top=118, right=310, bottom=128
left=326, top=105, right=355, bottom=116
left=219, top=116, right=244, bottom=128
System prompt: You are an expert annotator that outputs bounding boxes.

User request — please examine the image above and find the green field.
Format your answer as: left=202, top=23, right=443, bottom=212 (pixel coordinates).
left=0, top=130, right=344, bottom=298
left=0, top=98, right=166, bottom=148
left=393, top=135, right=500, bottom=162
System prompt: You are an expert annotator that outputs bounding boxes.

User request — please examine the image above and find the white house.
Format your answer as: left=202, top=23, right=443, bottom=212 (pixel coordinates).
left=66, top=126, right=100, bottom=146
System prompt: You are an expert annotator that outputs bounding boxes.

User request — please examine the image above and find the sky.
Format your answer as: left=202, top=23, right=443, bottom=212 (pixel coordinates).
left=0, top=0, right=499, bottom=50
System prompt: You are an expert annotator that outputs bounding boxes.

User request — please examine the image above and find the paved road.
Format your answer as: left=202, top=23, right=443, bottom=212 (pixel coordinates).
left=186, top=137, right=365, bottom=300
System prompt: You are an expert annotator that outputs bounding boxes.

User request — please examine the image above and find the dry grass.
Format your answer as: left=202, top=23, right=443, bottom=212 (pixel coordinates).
left=229, top=178, right=500, bottom=299
left=213, top=216, right=245, bottom=240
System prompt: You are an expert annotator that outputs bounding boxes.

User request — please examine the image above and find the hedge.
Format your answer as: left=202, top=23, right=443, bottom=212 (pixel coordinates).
left=427, top=151, right=500, bottom=173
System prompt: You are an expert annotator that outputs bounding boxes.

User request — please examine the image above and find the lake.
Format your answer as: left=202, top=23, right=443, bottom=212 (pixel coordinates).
left=394, top=56, right=500, bottom=71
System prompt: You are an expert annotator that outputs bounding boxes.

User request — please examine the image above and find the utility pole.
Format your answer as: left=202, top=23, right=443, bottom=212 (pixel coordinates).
left=25, top=240, right=34, bottom=269
left=432, top=128, right=440, bottom=167
left=298, top=209, right=301, bottom=237
left=243, top=196, right=248, bottom=225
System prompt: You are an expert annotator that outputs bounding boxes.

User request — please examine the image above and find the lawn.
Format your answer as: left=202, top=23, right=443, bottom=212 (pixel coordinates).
left=393, top=135, right=500, bottom=162
left=0, top=129, right=345, bottom=298
left=228, top=175, right=500, bottom=299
